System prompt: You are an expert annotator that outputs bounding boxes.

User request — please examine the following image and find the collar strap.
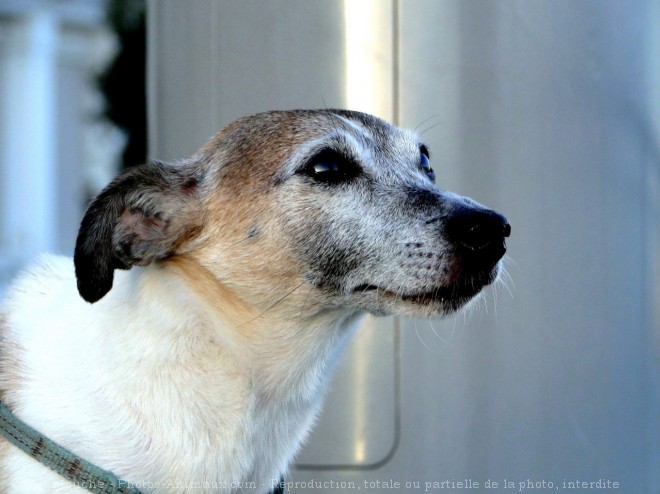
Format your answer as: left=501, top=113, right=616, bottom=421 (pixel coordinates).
left=0, top=400, right=286, bottom=494
left=0, top=400, right=142, bottom=494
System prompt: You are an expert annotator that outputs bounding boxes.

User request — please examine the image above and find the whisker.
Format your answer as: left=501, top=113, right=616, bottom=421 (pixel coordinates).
left=428, top=318, right=453, bottom=348
left=497, top=257, right=516, bottom=299
left=241, top=282, right=305, bottom=326
left=414, top=114, right=443, bottom=134
left=449, top=311, right=459, bottom=341
left=324, top=99, right=344, bottom=138
left=414, top=318, right=433, bottom=352
left=482, top=288, right=490, bottom=316
left=298, top=284, right=315, bottom=320
left=502, top=254, right=519, bottom=270
left=217, top=235, right=252, bottom=256
left=418, top=121, right=446, bottom=137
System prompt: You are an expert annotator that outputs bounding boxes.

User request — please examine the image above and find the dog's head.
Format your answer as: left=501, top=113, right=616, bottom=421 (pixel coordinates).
left=74, top=110, right=510, bottom=317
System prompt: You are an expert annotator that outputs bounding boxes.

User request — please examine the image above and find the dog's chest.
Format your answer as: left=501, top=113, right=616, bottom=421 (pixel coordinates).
left=95, top=340, right=331, bottom=492
left=121, top=377, right=321, bottom=493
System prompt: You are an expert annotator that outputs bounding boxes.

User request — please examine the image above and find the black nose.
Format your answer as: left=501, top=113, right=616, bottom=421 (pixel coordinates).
left=446, top=207, right=510, bottom=261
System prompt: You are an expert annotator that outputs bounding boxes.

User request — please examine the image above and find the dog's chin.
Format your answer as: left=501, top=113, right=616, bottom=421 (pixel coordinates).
left=352, top=264, right=500, bottom=317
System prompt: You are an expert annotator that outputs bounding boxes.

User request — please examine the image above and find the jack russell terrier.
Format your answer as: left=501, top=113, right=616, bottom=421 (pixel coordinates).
left=0, top=109, right=510, bottom=493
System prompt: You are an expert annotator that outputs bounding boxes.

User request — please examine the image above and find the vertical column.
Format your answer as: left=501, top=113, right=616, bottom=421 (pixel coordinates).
left=645, top=0, right=660, bottom=485
left=343, top=0, right=394, bottom=120
left=1, top=11, right=58, bottom=264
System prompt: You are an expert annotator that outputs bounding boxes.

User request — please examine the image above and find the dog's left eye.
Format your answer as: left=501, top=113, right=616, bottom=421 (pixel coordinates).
left=420, top=146, right=435, bottom=182
left=301, top=149, right=361, bottom=185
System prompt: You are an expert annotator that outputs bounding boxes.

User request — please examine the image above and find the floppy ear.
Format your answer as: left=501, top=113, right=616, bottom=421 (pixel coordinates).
left=74, top=162, right=203, bottom=303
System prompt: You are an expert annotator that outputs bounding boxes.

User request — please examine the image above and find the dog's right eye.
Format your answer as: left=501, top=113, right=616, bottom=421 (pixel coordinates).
left=301, top=149, right=361, bottom=185
left=419, top=145, right=435, bottom=182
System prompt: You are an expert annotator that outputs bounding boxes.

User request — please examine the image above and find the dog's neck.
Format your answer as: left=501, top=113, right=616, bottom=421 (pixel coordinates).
left=86, top=259, right=362, bottom=485
left=118, top=258, right=362, bottom=405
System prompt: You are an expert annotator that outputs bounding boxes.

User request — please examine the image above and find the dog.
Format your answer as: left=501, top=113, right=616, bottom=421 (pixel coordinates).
left=0, top=109, right=509, bottom=493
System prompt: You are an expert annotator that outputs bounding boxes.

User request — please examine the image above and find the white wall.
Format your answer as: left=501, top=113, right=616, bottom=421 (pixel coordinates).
left=148, top=1, right=659, bottom=491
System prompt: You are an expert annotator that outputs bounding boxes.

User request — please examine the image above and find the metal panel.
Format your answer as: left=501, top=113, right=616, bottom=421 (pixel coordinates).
left=297, top=316, right=399, bottom=468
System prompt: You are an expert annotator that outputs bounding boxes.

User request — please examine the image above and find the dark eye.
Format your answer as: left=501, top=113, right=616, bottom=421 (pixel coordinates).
left=419, top=145, right=435, bottom=182
left=301, top=149, right=361, bottom=185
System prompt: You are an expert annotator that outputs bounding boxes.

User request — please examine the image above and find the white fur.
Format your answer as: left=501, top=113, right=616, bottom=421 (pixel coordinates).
left=1, top=255, right=359, bottom=493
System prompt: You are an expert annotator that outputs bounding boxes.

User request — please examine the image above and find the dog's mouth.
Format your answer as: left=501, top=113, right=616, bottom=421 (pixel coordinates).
left=353, top=283, right=480, bottom=303
left=351, top=265, right=498, bottom=313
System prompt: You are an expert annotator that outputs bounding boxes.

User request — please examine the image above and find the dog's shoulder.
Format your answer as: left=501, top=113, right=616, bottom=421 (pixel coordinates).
left=2, top=254, right=85, bottom=340
left=3, top=254, right=75, bottom=306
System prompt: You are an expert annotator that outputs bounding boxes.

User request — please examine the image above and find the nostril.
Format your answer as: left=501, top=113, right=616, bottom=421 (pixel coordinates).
left=446, top=208, right=510, bottom=255
left=461, top=222, right=496, bottom=251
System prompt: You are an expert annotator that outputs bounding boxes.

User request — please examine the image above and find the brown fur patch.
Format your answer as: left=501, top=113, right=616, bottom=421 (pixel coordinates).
left=164, top=250, right=310, bottom=346
left=190, top=113, right=328, bottom=314
left=198, top=110, right=337, bottom=193
left=164, top=256, right=258, bottom=329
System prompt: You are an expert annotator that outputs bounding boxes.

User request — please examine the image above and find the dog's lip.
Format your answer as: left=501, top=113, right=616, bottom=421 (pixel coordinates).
left=351, top=282, right=484, bottom=305
left=352, top=266, right=498, bottom=305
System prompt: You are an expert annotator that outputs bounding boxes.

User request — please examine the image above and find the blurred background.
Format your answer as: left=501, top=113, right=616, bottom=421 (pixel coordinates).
left=1, top=0, right=659, bottom=492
